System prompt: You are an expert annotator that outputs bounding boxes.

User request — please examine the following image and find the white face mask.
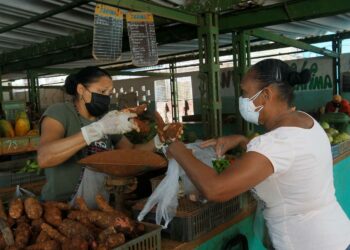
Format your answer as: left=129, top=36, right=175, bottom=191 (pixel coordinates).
left=239, top=89, right=264, bottom=125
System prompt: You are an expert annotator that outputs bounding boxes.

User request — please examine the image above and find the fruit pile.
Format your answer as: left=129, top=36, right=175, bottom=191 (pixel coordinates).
left=321, top=122, right=350, bottom=144
left=0, top=195, right=145, bottom=250
left=0, top=112, right=38, bottom=138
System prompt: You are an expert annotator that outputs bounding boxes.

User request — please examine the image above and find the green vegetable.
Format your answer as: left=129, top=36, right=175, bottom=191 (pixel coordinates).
left=17, top=160, right=41, bottom=174
left=212, top=158, right=230, bottom=174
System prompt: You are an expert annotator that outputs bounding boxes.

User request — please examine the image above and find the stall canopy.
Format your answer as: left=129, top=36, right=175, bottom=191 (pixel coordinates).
left=0, top=0, right=349, bottom=81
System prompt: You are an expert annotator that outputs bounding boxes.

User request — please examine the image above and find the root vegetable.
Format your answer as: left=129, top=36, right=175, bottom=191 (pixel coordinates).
left=35, top=231, right=50, bottom=244
left=0, top=219, right=14, bottom=247
left=87, top=211, right=134, bottom=232
left=61, top=237, right=88, bottom=250
left=40, top=223, right=66, bottom=244
left=67, top=211, right=89, bottom=225
left=14, top=223, right=31, bottom=248
left=25, top=240, right=60, bottom=250
left=95, top=195, right=114, bottom=213
left=105, top=233, right=125, bottom=248
left=58, top=219, right=93, bottom=242
left=43, top=207, right=61, bottom=227
left=24, top=198, right=43, bottom=220
left=9, top=199, right=23, bottom=220
left=98, top=227, right=116, bottom=242
left=16, top=216, right=29, bottom=225
left=0, top=234, right=6, bottom=250
left=43, top=202, right=70, bottom=211
left=31, top=219, right=44, bottom=233
left=75, top=198, right=89, bottom=211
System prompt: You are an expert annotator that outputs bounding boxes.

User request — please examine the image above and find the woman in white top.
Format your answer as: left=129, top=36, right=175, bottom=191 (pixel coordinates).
left=168, top=59, right=350, bottom=250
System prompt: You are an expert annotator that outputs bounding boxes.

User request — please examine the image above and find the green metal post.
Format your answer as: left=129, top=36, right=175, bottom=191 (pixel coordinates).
left=0, top=68, right=3, bottom=102
left=27, top=71, right=40, bottom=113
left=198, top=12, right=222, bottom=138
left=332, top=34, right=342, bottom=95
left=232, top=31, right=252, bottom=135
left=169, top=62, right=179, bottom=122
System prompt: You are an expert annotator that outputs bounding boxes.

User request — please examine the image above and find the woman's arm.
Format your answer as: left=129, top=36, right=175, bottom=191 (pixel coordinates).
left=115, top=136, right=156, bottom=151
left=168, top=141, right=273, bottom=202
left=37, top=117, right=87, bottom=168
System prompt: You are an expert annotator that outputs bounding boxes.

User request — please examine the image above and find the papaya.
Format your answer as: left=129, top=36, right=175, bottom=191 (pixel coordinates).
left=15, top=112, right=30, bottom=137
left=0, top=119, right=15, bottom=137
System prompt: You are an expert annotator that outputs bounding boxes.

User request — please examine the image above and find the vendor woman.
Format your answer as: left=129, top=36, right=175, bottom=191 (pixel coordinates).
left=168, top=59, right=350, bottom=250
left=38, top=66, right=164, bottom=207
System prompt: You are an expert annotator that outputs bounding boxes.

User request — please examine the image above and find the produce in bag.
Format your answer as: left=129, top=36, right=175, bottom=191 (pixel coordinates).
left=138, top=142, right=217, bottom=228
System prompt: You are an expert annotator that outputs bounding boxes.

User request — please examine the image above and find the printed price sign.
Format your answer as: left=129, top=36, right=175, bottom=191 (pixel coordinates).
left=126, top=12, right=158, bottom=67
left=93, top=4, right=123, bottom=62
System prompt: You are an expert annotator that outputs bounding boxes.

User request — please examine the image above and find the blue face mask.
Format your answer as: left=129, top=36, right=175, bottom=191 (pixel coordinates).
left=239, top=89, right=264, bottom=125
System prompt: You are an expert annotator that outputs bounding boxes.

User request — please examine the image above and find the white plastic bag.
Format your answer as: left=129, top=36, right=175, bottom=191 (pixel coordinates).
left=15, top=185, right=35, bottom=198
left=138, top=141, right=216, bottom=228
left=70, top=168, right=109, bottom=209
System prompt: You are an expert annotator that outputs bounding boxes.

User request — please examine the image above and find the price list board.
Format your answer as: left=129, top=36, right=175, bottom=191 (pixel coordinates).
left=93, top=4, right=123, bottom=62
left=126, top=12, right=158, bottom=67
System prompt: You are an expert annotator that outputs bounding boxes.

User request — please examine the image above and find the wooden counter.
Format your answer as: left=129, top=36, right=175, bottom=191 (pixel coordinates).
left=0, top=180, right=45, bottom=202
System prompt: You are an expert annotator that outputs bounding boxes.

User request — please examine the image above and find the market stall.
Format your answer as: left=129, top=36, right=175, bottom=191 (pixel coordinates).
left=0, top=0, right=350, bottom=249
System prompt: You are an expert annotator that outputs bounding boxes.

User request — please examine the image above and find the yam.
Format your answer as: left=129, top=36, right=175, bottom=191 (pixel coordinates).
left=24, top=198, right=43, bottom=220
left=43, top=207, right=61, bottom=227
left=75, top=198, right=89, bottom=212
left=105, top=233, right=125, bottom=248
left=25, top=240, right=60, bottom=250
left=40, top=223, right=66, bottom=244
left=14, top=223, right=31, bottom=248
left=35, top=231, right=50, bottom=244
left=58, top=219, right=93, bottom=242
left=61, top=237, right=88, bottom=250
left=9, top=199, right=23, bottom=220
left=31, top=219, right=44, bottom=233
left=43, top=202, right=70, bottom=211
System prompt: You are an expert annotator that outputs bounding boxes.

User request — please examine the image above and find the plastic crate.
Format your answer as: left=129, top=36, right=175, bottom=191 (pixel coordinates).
left=0, top=171, right=45, bottom=188
left=331, top=144, right=340, bottom=158
left=133, top=194, right=246, bottom=242
left=115, top=222, right=161, bottom=250
left=2, top=101, right=26, bottom=121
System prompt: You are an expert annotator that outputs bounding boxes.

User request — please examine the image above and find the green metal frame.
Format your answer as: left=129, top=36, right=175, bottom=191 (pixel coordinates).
left=232, top=31, right=252, bottom=135
left=97, top=0, right=198, bottom=25
left=198, top=13, right=222, bottom=138
left=333, top=34, right=342, bottom=94
left=219, top=0, right=350, bottom=32
left=248, top=29, right=339, bottom=58
left=26, top=71, right=40, bottom=113
left=0, top=0, right=91, bottom=35
left=169, top=62, right=179, bottom=122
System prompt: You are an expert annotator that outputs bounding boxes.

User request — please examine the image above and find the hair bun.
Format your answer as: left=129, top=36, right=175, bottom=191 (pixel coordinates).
left=288, top=69, right=311, bottom=86
left=64, top=73, right=78, bottom=96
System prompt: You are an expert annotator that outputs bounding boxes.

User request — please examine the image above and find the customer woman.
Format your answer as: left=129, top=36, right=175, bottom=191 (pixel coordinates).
left=38, top=66, right=161, bottom=206
left=168, top=59, right=350, bottom=250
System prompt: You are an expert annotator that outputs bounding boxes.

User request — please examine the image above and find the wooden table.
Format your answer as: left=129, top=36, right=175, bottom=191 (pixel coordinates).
left=162, top=204, right=256, bottom=250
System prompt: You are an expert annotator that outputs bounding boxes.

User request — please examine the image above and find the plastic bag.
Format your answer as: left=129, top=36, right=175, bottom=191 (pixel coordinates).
left=14, top=185, right=35, bottom=198
left=70, top=168, right=109, bottom=209
left=137, top=141, right=216, bottom=228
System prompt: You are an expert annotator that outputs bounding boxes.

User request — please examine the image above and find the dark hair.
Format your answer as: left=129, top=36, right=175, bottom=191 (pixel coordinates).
left=250, top=59, right=311, bottom=106
left=64, top=66, right=111, bottom=96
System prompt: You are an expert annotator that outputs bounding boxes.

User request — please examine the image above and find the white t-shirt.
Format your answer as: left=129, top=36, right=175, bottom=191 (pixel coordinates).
left=247, top=117, right=350, bottom=250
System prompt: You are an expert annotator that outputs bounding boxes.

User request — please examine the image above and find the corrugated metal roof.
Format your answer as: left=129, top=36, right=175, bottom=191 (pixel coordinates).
left=0, top=0, right=349, bottom=78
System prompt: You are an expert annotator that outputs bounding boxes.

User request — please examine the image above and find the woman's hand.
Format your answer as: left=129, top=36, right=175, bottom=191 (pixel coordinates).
left=200, top=135, right=248, bottom=157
